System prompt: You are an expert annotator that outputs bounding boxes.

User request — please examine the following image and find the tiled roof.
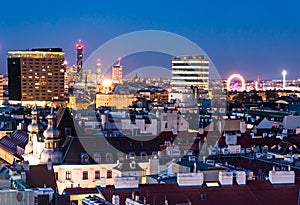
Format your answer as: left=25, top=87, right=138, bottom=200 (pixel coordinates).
left=113, top=159, right=143, bottom=172
left=217, top=134, right=300, bottom=148
left=0, top=130, right=28, bottom=155
left=62, top=132, right=176, bottom=164
left=63, top=187, right=98, bottom=195
left=223, top=120, right=241, bottom=131
left=26, top=164, right=57, bottom=191
left=100, top=180, right=300, bottom=205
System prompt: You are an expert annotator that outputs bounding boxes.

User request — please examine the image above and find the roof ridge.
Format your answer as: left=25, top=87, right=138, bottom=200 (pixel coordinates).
left=62, top=136, right=74, bottom=162
left=56, top=107, right=66, bottom=127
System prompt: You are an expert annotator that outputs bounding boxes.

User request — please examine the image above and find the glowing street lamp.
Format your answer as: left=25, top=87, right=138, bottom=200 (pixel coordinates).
left=282, top=69, right=287, bottom=90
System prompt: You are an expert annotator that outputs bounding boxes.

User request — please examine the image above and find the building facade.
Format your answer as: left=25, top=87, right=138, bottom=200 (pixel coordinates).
left=171, top=55, right=209, bottom=92
left=96, top=93, right=134, bottom=109
left=7, top=48, right=66, bottom=103
left=0, top=75, right=4, bottom=100
left=112, top=60, right=123, bottom=84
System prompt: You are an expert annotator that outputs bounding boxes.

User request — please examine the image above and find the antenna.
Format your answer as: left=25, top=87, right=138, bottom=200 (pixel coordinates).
left=117, top=57, right=121, bottom=66
left=51, top=98, right=54, bottom=114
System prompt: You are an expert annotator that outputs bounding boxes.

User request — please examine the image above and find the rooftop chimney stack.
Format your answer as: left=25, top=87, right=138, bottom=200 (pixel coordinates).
left=135, top=191, right=140, bottom=201
left=112, top=195, right=120, bottom=205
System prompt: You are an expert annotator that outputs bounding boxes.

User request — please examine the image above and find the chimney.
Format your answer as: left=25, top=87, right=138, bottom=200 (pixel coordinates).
left=100, top=177, right=106, bottom=188
left=47, top=159, right=53, bottom=171
left=23, top=161, right=30, bottom=172
left=135, top=191, right=140, bottom=201
left=112, top=195, right=120, bottom=205
left=240, top=121, right=246, bottom=133
left=21, top=171, right=26, bottom=182
left=199, top=127, right=204, bottom=134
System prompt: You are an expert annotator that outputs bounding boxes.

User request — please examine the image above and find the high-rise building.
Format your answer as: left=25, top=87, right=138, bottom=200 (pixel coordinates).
left=96, top=59, right=103, bottom=84
left=0, top=75, right=4, bottom=100
left=171, top=55, right=209, bottom=92
left=112, top=58, right=123, bottom=84
left=76, top=40, right=83, bottom=75
left=7, top=48, right=66, bottom=102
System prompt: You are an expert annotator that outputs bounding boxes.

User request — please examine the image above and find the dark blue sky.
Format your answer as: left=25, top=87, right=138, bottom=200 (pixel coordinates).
left=0, top=0, right=299, bottom=80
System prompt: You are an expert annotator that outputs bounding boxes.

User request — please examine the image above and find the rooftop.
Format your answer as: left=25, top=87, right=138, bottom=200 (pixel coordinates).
left=99, top=179, right=300, bottom=205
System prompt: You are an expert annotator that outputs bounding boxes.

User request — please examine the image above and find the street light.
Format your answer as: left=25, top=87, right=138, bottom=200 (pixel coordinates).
left=282, top=70, right=287, bottom=90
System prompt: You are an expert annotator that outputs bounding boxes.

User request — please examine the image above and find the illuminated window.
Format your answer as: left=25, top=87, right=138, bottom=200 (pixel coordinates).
left=66, top=171, right=71, bottom=180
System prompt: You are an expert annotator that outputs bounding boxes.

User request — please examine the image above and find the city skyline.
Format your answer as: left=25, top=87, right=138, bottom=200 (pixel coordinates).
left=1, top=1, right=300, bottom=204
left=0, top=1, right=299, bottom=80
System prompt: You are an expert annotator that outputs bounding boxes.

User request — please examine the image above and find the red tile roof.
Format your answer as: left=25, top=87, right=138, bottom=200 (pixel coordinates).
left=26, top=164, right=57, bottom=191
left=100, top=179, right=300, bottom=205
left=63, top=187, right=98, bottom=195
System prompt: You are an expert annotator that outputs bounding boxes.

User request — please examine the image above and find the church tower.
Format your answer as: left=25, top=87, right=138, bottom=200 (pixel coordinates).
left=25, top=106, right=43, bottom=154
left=40, top=109, right=62, bottom=164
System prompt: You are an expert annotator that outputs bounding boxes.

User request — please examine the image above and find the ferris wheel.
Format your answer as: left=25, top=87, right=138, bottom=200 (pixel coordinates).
left=227, top=74, right=246, bottom=91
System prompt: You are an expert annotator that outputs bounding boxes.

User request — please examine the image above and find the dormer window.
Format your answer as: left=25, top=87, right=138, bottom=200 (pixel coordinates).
left=64, top=128, right=71, bottom=136
left=81, top=153, right=90, bottom=164
left=130, top=161, right=136, bottom=169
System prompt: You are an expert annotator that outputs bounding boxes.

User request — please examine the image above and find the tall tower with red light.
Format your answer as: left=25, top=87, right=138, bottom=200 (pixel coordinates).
left=76, top=40, right=83, bottom=75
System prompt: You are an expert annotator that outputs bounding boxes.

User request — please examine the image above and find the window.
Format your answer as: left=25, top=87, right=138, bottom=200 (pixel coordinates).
left=95, top=171, right=100, bottom=179
left=82, top=171, right=88, bottom=180
left=107, top=170, right=112, bottom=179
left=66, top=171, right=71, bottom=180
left=165, top=123, right=168, bottom=128
left=65, top=128, right=71, bottom=136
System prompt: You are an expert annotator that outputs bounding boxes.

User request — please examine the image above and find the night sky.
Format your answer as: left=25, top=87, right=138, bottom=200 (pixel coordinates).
left=0, top=0, right=299, bottom=80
